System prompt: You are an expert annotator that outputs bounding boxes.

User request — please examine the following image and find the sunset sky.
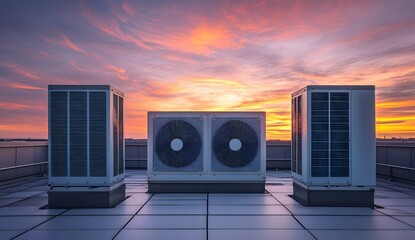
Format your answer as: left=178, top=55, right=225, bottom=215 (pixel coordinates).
left=0, top=0, right=414, bottom=140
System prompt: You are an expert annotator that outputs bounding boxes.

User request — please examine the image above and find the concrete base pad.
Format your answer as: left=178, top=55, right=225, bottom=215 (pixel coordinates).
left=48, top=183, right=126, bottom=208
left=148, top=182, right=265, bottom=193
left=293, top=182, right=374, bottom=207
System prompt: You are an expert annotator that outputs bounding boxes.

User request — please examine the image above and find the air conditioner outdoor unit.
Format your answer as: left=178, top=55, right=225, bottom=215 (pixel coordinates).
left=147, top=112, right=266, bottom=193
left=48, top=85, right=125, bottom=208
left=291, top=85, right=376, bottom=207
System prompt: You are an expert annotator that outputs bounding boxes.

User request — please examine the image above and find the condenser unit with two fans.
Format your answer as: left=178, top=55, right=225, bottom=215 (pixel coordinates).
left=147, top=112, right=266, bottom=193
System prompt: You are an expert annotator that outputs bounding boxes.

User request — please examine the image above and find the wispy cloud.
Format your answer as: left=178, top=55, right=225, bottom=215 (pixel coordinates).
left=1, top=0, right=415, bottom=139
left=104, top=63, right=128, bottom=81
left=0, top=102, right=40, bottom=110
left=80, top=3, right=152, bottom=50
left=1, top=63, right=42, bottom=80
left=41, top=34, right=87, bottom=54
left=6, top=83, right=45, bottom=90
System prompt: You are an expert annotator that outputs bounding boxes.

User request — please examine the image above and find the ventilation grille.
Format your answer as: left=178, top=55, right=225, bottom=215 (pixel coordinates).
left=330, top=92, right=349, bottom=177
left=311, top=92, right=350, bottom=178
left=50, top=90, right=115, bottom=178
left=311, top=92, right=329, bottom=177
left=89, top=92, right=107, bottom=177
left=118, top=97, right=124, bottom=174
left=70, top=92, right=87, bottom=177
left=50, top=92, right=68, bottom=177
left=112, top=95, right=124, bottom=176
left=291, top=95, right=302, bottom=175
left=113, top=95, right=119, bottom=176
left=292, top=98, right=297, bottom=173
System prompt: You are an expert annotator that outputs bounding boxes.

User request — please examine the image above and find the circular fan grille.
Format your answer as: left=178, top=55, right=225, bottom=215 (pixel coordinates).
left=155, top=120, right=202, bottom=168
left=213, top=120, right=259, bottom=168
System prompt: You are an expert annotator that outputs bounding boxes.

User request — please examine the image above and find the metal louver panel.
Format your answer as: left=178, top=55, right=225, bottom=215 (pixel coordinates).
left=291, top=96, right=302, bottom=175
left=311, top=91, right=350, bottom=178
left=89, top=92, right=107, bottom=177
left=330, top=92, right=349, bottom=177
left=70, top=92, right=87, bottom=177
left=311, top=92, right=329, bottom=177
left=291, top=98, right=297, bottom=173
left=113, top=95, right=119, bottom=176
left=118, top=97, right=124, bottom=174
left=50, top=92, right=68, bottom=177
left=297, top=95, right=302, bottom=175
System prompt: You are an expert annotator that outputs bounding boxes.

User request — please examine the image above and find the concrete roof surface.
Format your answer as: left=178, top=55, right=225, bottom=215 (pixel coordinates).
left=0, top=170, right=414, bottom=240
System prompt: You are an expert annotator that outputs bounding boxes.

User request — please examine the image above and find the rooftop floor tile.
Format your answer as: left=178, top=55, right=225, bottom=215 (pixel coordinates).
left=0, top=170, right=413, bottom=240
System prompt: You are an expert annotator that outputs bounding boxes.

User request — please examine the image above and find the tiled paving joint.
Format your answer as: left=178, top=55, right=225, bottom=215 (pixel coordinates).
left=0, top=170, right=414, bottom=240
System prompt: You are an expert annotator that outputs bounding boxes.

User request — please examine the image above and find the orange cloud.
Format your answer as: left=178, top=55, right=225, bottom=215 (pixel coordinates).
left=186, top=25, right=242, bottom=54
left=136, top=22, right=242, bottom=55
left=375, top=99, right=415, bottom=138
left=377, top=99, right=415, bottom=109
left=149, top=24, right=241, bottom=55
left=221, top=2, right=270, bottom=33
left=0, top=102, right=40, bottom=110
left=266, top=111, right=292, bottom=139
left=42, top=34, right=86, bottom=54
left=121, top=2, right=136, bottom=16
left=0, top=123, right=47, bottom=138
left=123, top=78, right=295, bottom=139
left=81, top=3, right=243, bottom=55
left=104, top=63, right=128, bottom=81
left=1, top=1, right=415, bottom=140
left=339, top=19, right=414, bottom=46
left=80, top=3, right=151, bottom=50
left=2, top=63, right=42, bottom=80
left=218, top=0, right=345, bottom=43
left=377, top=120, right=415, bottom=138
left=163, top=55, right=196, bottom=64
left=7, top=83, right=44, bottom=90
left=192, top=78, right=245, bottom=88
left=60, top=35, right=86, bottom=54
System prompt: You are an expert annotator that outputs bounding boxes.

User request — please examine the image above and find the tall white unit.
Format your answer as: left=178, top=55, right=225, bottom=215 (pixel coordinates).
left=147, top=112, right=266, bottom=193
left=291, top=85, right=375, bottom=207
left=48, top=85, right=125, bottom=208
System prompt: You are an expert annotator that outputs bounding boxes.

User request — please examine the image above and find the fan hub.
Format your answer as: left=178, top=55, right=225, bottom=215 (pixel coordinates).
left=170, top=138, right=184, bottom=151
left=229, top=138, right=242, bottom=151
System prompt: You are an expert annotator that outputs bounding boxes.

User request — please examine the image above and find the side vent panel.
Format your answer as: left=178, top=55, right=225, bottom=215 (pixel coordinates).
left=69, top=92, right=87, bottom=177
left=50, top=92, right=68, bottom=177
left=89, top=92, right=107, bottom=177
left=118, top=97, right=124, bottom=174
left=113, top=95, right=119, bottom=176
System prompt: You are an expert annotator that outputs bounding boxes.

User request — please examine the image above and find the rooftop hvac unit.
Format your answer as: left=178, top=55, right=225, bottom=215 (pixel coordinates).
left=291, top=85, right=375, bottom=207
left=148, top=112, right=266, bottom=193
left=48, top=85, right=125, bottom=208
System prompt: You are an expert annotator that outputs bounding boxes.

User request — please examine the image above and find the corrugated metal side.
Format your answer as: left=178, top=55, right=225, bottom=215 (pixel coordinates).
left=50, top=92, right=68, bottom=176
left=69, top=92, right=87, bottom=176
left=89, top=92, right=107, bottom=177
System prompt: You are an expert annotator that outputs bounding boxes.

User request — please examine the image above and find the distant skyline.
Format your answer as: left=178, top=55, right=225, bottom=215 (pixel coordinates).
left=1, top=0, right=414, bottom=140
